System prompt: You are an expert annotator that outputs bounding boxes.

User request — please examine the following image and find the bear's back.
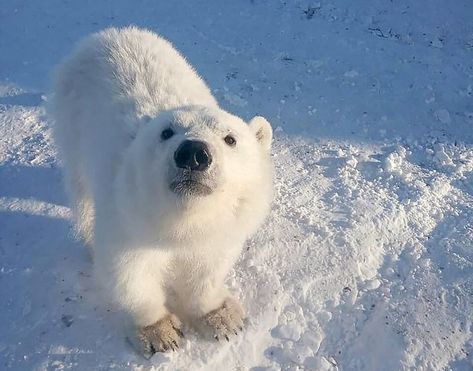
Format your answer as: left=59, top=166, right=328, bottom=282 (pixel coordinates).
left=52, top=27, right=217, bottom=123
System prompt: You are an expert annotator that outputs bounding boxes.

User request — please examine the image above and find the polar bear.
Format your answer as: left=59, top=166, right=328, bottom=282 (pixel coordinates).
left=48, top=27, right=273, bottom=354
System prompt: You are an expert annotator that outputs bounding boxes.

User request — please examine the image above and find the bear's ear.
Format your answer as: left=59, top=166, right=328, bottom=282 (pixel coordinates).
left=249, top=116, right=272, bottom=151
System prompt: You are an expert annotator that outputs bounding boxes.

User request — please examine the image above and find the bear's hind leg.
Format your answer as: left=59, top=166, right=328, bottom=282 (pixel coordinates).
left=63, top=164, right=95, bottom=249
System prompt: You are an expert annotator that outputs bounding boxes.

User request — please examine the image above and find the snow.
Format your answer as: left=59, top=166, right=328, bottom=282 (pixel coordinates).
left=1, top=0, right=472, bottom=370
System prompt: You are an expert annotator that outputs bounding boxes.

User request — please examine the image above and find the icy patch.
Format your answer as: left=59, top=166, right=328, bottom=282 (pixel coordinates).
left=344, top=70, right=359, bottom=78
left=434, top=109, right=452, bottom=124
left=223, top=93, right=247, bottom=107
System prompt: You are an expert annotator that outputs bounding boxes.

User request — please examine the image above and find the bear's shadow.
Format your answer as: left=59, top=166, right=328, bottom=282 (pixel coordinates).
left=0, top=92, right=43, bottom=107
left=0, top=164, right=66, bottom=206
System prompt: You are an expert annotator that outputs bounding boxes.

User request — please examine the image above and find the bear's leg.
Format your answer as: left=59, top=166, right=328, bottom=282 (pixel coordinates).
left=175, top=270, right=245, bottom=341
left=104, top=251, right=184, bottom=354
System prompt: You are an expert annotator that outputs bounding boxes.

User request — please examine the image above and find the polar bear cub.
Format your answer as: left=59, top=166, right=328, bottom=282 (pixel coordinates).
left=49, top=27, right=273, bottom=353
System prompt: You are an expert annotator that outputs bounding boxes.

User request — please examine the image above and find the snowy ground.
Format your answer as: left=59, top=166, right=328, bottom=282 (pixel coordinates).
left=1, top=1, right=473, bottom=370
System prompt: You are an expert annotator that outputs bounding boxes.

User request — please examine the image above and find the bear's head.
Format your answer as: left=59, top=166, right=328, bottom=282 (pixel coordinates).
left=117, top=106, right=273, bottom=245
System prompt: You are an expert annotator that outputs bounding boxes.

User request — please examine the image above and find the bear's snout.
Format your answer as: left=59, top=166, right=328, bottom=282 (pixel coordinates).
left=174, top=140, right=212, bottom=171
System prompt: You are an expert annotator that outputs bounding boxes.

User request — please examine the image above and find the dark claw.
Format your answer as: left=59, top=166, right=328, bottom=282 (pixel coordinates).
left=174, top=327, right=185, bottom=338
left=172, top=340, right=179, bottom=349
left=215, top=335, right=219, bottom=341
left=225, top=335, right=229, bottom=342
left=150, top=343, right=156, bottom=354
left=162, top=344, right=169, bottom=352
left=234, top=330, right=238, bottom=335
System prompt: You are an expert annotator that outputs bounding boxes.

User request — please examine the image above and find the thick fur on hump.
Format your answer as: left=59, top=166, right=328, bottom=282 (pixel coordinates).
left=48, top=26, right=273, bottom=352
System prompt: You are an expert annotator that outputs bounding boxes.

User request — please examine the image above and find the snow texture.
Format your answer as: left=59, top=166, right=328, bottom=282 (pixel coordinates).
left=1, top=1, right=472, bottom=370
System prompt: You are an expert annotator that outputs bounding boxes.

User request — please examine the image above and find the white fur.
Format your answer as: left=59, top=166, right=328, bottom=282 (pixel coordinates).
left=49, top=27, right=273, bottom=336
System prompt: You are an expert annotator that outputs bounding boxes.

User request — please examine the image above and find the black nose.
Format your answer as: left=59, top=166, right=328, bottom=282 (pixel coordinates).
left=174, top=140, right=212, bottom=171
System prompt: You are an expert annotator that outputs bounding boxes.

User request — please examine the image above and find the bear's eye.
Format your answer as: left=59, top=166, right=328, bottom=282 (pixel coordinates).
left=161, top=128, right=174, bottom=141
left=224, top=134, right=236, bottom=147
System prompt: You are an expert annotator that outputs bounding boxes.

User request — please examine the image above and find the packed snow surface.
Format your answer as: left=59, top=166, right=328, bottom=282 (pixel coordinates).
left=1, top=1, right=472, bottom=370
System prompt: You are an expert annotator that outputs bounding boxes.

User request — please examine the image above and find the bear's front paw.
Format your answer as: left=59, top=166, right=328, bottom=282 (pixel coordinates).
left=203, top=298, right=245, bottom=341
left=136, top=314, right=184, bottom=354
